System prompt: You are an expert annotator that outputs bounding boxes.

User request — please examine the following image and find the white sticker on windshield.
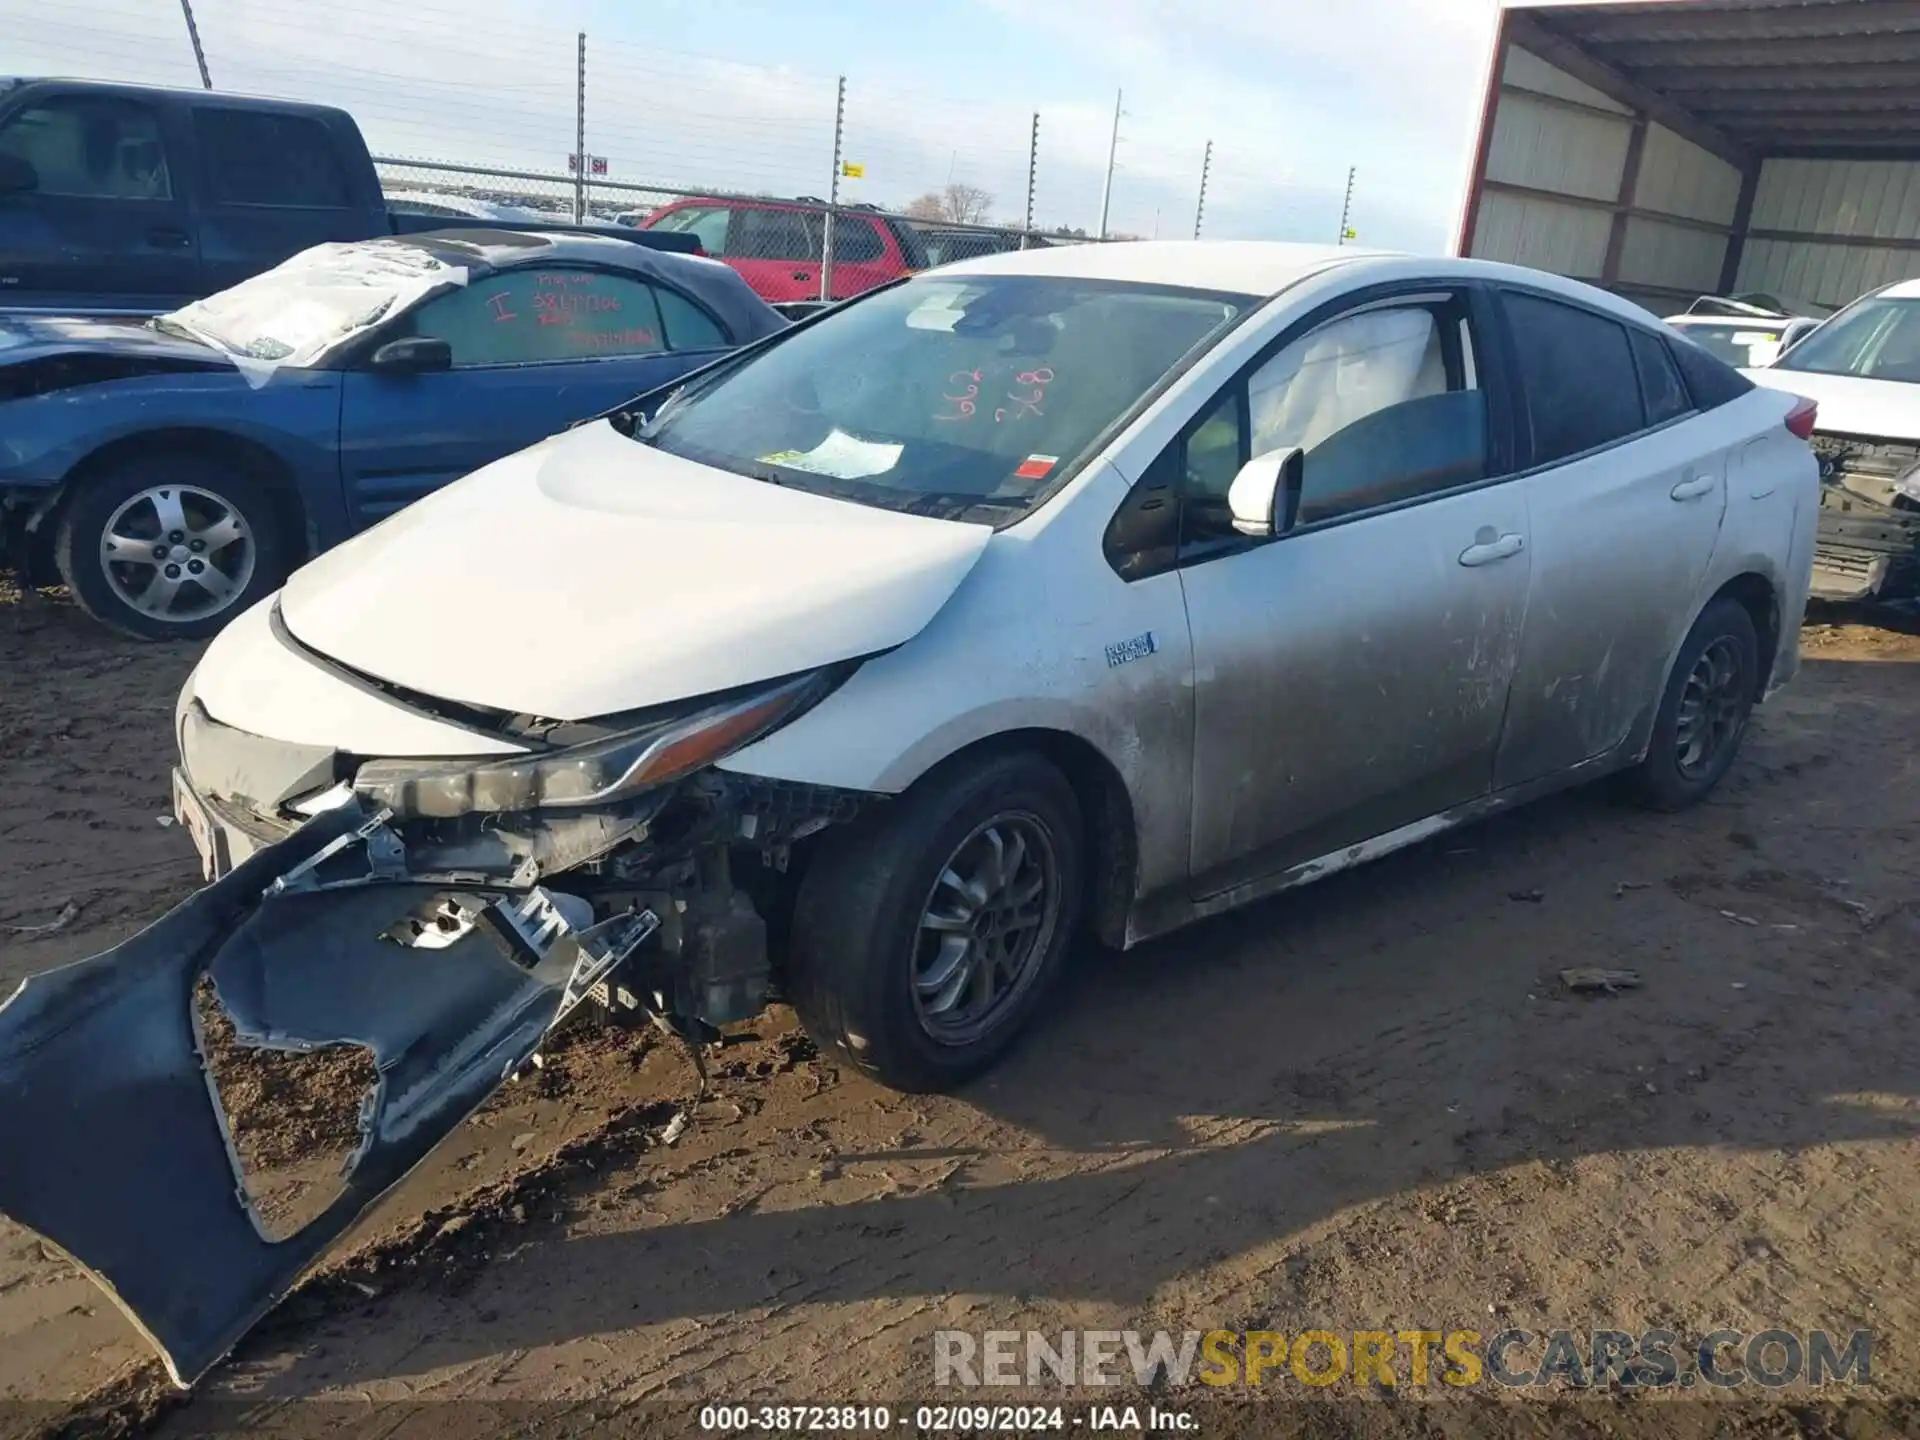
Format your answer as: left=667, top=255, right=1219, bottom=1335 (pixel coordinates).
left=761, top=429, right=904, bottom=480
left=905, top=287, right=969, bottom=332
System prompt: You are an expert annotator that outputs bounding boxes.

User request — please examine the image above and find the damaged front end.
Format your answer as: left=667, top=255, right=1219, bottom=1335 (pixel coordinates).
left=1809, top=433, right=1920, bottom=601
left=0, top=663, right=867, bottom=1387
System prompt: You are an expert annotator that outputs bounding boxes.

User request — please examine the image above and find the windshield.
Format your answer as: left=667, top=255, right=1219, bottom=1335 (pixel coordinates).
left=639, top=274, right=1252, bottom=521
left=1775, top=297, right=1920, bottom=382
left=158, top=240, right=463, bottom=366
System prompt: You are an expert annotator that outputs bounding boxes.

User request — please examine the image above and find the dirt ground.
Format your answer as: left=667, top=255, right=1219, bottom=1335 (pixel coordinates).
left=2, top=586, right=1919, bottom=1439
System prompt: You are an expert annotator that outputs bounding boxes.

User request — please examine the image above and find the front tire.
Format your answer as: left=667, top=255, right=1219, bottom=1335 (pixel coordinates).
left=56, top=450, right=289, bottom=642
left=788, top=751, right=1084, bottom=1092
left=1626, top=596, right=1759, bottom=812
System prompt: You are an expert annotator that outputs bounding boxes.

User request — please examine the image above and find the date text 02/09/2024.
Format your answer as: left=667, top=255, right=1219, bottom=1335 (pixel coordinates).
left=696, top=1405, right=1198, bottom=1432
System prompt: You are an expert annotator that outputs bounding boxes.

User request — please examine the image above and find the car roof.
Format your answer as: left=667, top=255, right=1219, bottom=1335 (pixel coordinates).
left=1878, top=277, right=1920, bottom=300
left=937, top=240, right=1388, bottom=296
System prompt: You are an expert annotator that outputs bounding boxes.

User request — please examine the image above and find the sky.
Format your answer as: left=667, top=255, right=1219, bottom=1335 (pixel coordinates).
left=8, top=0, right=1524, bottom=251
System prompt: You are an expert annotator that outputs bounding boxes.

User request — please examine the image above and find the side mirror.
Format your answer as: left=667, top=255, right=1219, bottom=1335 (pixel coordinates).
left=0, top=153, right=38, bottom=195
left=1228, top=447, right=1304, bottom=538
left=367, top=336, right=452, bottom=374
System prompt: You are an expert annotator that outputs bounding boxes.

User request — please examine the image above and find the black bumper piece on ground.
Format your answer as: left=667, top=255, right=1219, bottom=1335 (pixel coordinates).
left=0, top=802, right=653, bottom=1387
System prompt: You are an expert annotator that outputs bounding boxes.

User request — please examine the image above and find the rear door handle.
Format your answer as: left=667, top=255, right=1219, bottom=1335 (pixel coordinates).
left=791, top=269, right=812, bottom=281
left=1671, top=475, right=1715, bottom=501
left=146, top=226, right=191, bottom=249
left=1459, top=533, right=1525, bottom=567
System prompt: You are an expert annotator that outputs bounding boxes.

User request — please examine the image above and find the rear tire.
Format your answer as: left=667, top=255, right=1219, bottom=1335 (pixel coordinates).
left=56, top=449, right=289, bottom=642
left=1625, top=596, right=1759, bottom=812
left=787, top=751, right=1084, bottom=1092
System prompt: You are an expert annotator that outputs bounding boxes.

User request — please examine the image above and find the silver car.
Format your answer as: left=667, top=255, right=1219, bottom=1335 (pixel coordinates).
left=0, top=242, right=1820, bottom=1387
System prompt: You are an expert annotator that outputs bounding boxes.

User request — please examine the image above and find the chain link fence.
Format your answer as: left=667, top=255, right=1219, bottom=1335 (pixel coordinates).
left=375, top=157, right=1101, bottom=311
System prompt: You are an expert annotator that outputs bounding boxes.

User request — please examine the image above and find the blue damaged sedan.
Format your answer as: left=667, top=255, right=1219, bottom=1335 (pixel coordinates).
left=0, top=229, right=785, bottom=638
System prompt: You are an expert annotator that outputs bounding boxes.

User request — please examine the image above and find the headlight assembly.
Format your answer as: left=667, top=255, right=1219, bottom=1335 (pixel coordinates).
left=352, top=670, right=833, bottom=820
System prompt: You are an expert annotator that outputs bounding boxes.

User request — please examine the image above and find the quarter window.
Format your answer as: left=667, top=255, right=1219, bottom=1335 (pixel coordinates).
left=1630, top=328, right=1692, bottom=427
left=1503, top=291, right=1644, bottom=464
left=404, top=269, right=669, bottom=365
left=0, top=97, right=172, bottom=199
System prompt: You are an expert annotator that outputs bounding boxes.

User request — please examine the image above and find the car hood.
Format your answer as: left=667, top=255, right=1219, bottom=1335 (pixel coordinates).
left=277, top=421, right=995, bottom=720
left=0, top=312, right=230, bottom=395
left=1744, top=367, right=1920, bottom=441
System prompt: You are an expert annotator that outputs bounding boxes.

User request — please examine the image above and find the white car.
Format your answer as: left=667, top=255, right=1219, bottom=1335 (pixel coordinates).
left=1744, top=276, right=1920, bottom=601
left=1664, top=298, right=1823, bottom=370
left=0, top=241, right=1820, bottom=1387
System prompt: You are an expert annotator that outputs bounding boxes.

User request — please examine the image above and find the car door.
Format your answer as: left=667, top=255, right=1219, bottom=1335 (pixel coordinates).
left=1119, top=284, right=1530, bottom=895
left=188, top=106, right=371, bottom=293
left=0, top=91, right=201, bottom=306
left=729, top=203, right=825, bottom=303
left=1490, top=289, right=1728, bottom=790
left=336, top=264, right=729, bottom=527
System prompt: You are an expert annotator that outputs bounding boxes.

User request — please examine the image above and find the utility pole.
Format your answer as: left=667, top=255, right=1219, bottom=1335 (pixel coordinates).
left=178, top=0, right=212, bottom=89
left=1022, top=112, right=1038, bottom=249
left=1193, top=139, right=1212, bottom=239
left=1097, top=88, right=1122, bottom=240
left=573, top=33, right=587, bottom=224
left=1338, top=165, right=1357, bottom=245
left=821, top=75, right=846, bottom=304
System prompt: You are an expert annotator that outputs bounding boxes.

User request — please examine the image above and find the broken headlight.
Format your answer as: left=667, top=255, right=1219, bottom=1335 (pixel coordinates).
left=352, top=670, right=834, bottom=819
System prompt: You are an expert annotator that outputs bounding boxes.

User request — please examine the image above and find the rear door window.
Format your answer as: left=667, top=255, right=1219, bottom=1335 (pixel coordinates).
left=736, top=206, right=821, bottom=262
left=0, top=96, right=172, bottom=199
left=1502, top=291, right=1645, bottom=465
left=831, top=216, right=884, bottom=263
left=193, top=109, right=350, bottom=207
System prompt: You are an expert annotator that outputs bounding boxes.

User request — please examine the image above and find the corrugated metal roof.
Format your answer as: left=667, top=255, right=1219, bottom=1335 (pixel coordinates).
left=1521, top=0, right=1920, bottom=158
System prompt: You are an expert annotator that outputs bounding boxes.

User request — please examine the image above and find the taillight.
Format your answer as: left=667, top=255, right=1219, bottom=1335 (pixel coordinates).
left=1785, top=396, right=1818, bottom=440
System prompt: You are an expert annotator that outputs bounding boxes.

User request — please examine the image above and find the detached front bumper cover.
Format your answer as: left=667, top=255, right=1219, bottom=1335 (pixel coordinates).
left=0, top=802, right=654, bottom=1388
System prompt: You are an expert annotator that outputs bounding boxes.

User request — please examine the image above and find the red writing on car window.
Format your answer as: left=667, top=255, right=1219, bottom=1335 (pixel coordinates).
left=536, top=272, right=595, bottom=288
left=996, top=367, right=1054, bottom=424
left=936, top=365, right=1057, bottom=424
left=569, top=326, right=658, bottom=349
left=936, top=367, right=983, bottom=422
left=486, top=291, right=518, bottom=323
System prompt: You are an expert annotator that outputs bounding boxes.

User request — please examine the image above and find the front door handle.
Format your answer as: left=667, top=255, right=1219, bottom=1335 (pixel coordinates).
left=146, top=226, right=191, bottom=249
left=1671, top=475, right=1715, bottom=501
left=1459, top=532, right=1525, bottom=567
left=791, top=269, right=812, bottom=281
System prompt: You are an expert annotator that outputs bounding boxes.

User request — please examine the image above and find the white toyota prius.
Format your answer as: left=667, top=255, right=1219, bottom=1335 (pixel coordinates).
left=0, top=241, right=1819, bottom=1386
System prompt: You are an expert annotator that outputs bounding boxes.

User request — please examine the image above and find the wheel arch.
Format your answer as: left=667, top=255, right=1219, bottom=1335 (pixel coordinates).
left=1709, top=570, right=1782, bottom=697
left=58, top=427, right=312, bottom=567
left=890, top=726, right=1141, bottom=950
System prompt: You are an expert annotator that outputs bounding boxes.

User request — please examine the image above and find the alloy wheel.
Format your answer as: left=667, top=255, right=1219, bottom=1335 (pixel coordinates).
left=912, top=813, right=1062, bottom=1046
left=99, top=484, right=255, bottom=625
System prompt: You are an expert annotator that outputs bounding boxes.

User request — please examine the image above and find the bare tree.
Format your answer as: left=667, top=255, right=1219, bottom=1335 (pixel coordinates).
left=904, top=183, right=996, bottom=225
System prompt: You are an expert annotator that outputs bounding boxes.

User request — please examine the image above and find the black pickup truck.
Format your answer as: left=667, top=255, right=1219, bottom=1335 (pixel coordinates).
left=0, top=77, right=695, bottom=313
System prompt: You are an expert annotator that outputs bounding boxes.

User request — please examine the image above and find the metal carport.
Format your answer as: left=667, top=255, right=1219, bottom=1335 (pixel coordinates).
left=1459, top=0, right=1920, bottom=314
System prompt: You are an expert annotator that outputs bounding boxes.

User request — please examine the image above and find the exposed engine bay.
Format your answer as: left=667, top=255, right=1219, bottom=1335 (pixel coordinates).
left=1808, top=432, right=1920, bottom=601
left=0, top=659, right=874, bottom=1388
